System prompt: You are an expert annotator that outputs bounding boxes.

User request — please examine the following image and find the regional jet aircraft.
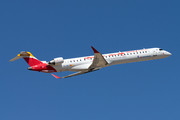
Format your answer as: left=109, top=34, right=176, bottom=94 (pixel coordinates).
left=9, top=46, right=171, bottom=79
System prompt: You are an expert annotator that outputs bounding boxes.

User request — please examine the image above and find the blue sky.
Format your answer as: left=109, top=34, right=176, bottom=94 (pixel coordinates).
left=1, top=0, right=180, bottom=120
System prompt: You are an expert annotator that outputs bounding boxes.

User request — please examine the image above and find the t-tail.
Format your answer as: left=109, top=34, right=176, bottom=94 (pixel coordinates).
left=9, top=51, right=43, bottom=66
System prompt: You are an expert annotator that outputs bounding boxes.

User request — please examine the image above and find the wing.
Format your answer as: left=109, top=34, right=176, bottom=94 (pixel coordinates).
left=51, top=46, right=108, bottom=79
left=88, top=46, right=108, bottom=70
left=52, top=68, right=99, bottom=79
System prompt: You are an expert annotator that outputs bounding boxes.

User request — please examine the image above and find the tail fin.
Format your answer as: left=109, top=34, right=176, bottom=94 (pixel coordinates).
left=9, top=51, right=43, bottom=66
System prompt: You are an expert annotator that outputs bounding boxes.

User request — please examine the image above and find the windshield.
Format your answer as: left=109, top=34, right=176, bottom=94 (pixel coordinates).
left=159, top=48, right=164, bottom=51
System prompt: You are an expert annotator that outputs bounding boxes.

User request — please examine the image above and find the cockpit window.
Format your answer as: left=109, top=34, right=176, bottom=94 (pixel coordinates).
left=159, top=49, right=163, bottom=51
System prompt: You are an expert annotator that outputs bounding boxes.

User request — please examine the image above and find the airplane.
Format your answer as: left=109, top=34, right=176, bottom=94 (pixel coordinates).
left=9, top=46, right=171, bottom=79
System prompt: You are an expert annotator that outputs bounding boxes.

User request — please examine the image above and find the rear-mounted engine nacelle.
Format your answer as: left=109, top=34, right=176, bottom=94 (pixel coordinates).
left=48, top=57, right=64, bottom=65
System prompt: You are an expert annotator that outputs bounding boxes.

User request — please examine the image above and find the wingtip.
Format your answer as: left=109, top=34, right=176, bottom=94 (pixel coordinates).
left=91, top=46, right=99, bottom=53
left=51, top=74, right=61, bottom=79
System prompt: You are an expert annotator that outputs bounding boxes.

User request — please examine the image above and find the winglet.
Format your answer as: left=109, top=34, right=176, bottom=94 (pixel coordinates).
left=51, top=74, right=61, bottom=79
left=91, top=46, right=99, bottom=53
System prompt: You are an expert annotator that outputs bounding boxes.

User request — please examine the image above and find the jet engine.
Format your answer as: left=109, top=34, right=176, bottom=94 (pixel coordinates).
left=48, top=57, right=64, bottom=65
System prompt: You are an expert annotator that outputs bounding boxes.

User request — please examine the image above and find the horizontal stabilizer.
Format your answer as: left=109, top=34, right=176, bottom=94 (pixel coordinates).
left=9, top=56, right=23, bottom=61
left=9, top=51, right=32, bottom=62
left=9, top=51, right=43, bottom=67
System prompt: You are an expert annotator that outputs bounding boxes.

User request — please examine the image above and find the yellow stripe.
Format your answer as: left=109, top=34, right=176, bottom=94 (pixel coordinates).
left=26, top=52, right=35, bottom=58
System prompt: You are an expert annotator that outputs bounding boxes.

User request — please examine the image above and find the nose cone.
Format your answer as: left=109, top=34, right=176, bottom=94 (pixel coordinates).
left=166, top=51, right=172, bottom=56
left=28, top=67, right=32, bottom=70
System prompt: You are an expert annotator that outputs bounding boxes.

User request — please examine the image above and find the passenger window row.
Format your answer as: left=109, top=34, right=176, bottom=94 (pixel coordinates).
left=64, top=51, right=148, bottom=63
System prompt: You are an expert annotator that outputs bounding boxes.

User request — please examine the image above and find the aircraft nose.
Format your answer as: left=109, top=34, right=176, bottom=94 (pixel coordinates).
left=28, top=67, right=32, bottom=70
left=166, top=51, right=172, bottom=56
left=167, top=52, right=172, bottom=56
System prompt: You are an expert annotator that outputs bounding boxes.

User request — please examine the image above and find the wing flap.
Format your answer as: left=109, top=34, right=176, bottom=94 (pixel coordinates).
left=52, top=71, right=85, bottom=79
left=51, top=68, right=100, bottom=79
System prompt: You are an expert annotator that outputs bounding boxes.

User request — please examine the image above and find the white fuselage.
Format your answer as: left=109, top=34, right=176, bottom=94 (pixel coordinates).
left=52, top=48, right=171, bottom=72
